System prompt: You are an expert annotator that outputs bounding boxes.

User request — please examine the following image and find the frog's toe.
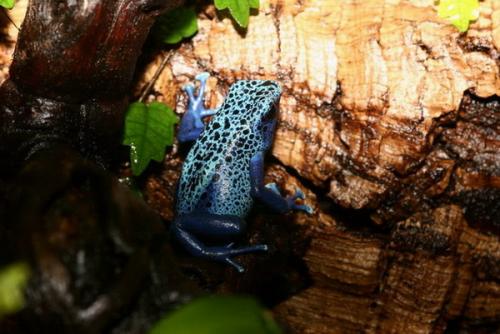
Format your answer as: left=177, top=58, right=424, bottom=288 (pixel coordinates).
left=253, top=244, right=268, bottom=252
left=265, top=182, right=281, bottom=195
left=221, top=244, right=268, bottom=272
left=195, top=72, right=210, bottom=82
left=182, top=83, right=194, bottom=91
left=294, top=187, right=306, bottom=200
left=229, top=244, right=268, bottom=254
left=182, top=83, right=195, bottom=92
left=225, top=258, right=244, bottom=273
left=293, top=203, right=314, bottom=215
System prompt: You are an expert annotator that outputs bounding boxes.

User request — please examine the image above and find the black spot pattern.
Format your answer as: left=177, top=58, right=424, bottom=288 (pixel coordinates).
left=177, top=80, right=281, bottom=217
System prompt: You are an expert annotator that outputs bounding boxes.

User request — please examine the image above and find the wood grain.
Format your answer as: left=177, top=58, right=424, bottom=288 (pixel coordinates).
left=135, top=1, right=499, bottom=332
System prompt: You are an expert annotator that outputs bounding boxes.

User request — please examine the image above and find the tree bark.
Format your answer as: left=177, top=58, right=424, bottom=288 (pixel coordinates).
left=134, top=0, right=500, bottom=332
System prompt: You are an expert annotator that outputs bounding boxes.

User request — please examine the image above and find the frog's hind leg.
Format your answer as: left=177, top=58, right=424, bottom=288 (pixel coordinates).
left=250, top=152, right=313, bottom=214
left=171, top=214, right=268, bottom=272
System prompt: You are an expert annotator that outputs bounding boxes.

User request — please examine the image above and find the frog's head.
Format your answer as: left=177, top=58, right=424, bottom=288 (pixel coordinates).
left=252, top=80, right=281, bottom=150
left=225, top=80, right=281, bottom=150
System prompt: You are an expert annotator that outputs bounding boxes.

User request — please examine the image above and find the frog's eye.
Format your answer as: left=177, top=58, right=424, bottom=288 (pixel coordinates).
left=262, top=104, right=278, bottom=122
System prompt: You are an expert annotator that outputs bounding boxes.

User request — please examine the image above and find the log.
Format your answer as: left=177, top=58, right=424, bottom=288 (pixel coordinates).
left=134, top=0, right=499, bottom=332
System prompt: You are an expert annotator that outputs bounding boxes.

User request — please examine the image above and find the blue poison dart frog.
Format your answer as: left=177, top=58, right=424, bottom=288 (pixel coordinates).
left=172, top=72, right=313, bottom=272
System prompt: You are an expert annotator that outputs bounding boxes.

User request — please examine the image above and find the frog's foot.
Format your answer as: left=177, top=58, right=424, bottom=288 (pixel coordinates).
left=264, top=183, right=313, bottom=214
left=183, top=74, right=216, bottom=116
left=265, top=182, right=281, bottom=195
left=195, top=72, right=210, bottom=82
left=183, top=73, right=211, bottom=103
left=292, top=203, right=313, bottom=214
left=287, top=187, right=313, bottom=214
left=219, top=244, right=268, bottom=272
left=196, top=243, right=268, bottom=273
left=225, top=258, right=244, bottom=273
left=182, top=83, right=196, bottom=101
left=178, top=73, right=218, bottom=142
left=192, top=72, right=216, bottom=117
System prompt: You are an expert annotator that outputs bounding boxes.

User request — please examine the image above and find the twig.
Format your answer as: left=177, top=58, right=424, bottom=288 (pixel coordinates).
left=138, top=50, right=173, bottom=103
left=1, top=9, right=19, bottom=31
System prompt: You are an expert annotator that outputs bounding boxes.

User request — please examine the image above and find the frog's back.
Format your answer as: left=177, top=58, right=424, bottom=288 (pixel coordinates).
left=193, top=153, right=254, bottom=217
left=176, top=80, right=280, bottom=217
left=176, top=133, right=255, bottom=216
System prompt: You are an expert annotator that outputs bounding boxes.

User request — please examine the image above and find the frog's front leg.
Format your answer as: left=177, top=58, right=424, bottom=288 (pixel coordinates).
left=171, top=213, right=268, bottom=272
left=177, top=72, right=217, bottom=143
left=250, top=152, right=313, bottom=214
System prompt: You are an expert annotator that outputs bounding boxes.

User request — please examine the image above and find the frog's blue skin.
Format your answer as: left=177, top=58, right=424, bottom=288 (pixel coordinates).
left=173, top=73, right=313, bottom=272
left=177, top=73, right=217, bottom=142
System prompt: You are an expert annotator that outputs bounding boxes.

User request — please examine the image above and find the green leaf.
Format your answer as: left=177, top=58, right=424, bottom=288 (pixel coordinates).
left=214, top=0, right=260, bottom=28
left=0, top=262, right=30, bottom=318
left=149, top=296, right=282, bottom=334
left=154, top=7, right=198, bottom=44
left=437, top=0, right=480, bottom=32
left=0, top=0, right=15, bottom=9
left=123, top=102, right=179, bottom=176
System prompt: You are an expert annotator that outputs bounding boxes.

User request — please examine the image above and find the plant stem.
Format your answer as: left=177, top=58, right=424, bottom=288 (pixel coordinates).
left=139, top=50, right=173, bottom=103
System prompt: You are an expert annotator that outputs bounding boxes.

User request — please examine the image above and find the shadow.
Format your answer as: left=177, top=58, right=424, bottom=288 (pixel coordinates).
left=215, top=8, right=255, bottom=37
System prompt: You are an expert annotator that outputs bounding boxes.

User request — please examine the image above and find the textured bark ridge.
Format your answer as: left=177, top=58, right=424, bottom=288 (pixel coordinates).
left=134, top=0, right=499, bottom=332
